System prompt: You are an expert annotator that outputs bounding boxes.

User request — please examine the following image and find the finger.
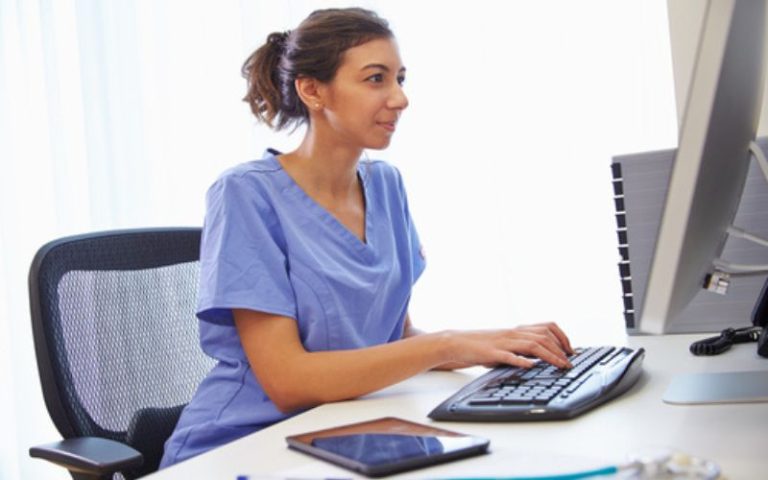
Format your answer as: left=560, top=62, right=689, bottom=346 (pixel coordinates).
left=543, top=322, right=574, bottom=355
left=505, top=336, right=572, bottom=369
left=521, top=323, right=574, bottom=356
left=528, top=341, right=572, bottom=369
left=504, top=330, right=566, bottom=357
left=494, top=350, right=536, bottom=369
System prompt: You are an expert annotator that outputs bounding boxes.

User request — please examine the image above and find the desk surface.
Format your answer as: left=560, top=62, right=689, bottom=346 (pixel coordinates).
left=147, top=334, right=768, bottom=479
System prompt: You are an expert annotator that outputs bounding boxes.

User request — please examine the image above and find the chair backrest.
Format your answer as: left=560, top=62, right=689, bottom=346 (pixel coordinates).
left=29, top=228, right=215, bottom=478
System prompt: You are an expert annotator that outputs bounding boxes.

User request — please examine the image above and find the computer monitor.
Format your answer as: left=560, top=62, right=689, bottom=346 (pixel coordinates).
left=639, top=0, right=768, bottom=335
left=637, top=0, right=768, bottom=405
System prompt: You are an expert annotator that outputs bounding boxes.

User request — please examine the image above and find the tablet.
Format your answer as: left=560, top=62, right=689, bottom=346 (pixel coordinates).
left=286, top=417, right=490, bottom=477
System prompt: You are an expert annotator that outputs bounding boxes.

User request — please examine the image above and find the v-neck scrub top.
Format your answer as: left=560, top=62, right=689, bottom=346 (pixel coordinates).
left=160, top=151, right=426, bottom=467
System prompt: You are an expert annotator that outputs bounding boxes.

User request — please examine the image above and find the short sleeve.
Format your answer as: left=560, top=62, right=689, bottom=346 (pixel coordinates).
left=196, top=173, right=297, bottom=325
left=408, top=216, right=426, bottom=284
left=392, top=166, right=426, bottom=284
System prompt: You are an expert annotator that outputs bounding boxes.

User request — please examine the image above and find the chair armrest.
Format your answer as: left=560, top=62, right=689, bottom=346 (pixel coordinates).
left=30, top=437, right=143, bottom=476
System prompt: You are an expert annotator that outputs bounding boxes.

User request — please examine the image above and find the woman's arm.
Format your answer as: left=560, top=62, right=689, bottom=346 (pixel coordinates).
left=401, top=313, right=466, bottom=371
left=235, top=309, right=574, bottom=413
left=401, top=313, right=574, bottom=371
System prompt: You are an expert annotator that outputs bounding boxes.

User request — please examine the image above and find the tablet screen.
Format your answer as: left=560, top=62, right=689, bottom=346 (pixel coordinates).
left=286, top=417, right=489, bottom=477
left=312, top=432, right=483, bottom=466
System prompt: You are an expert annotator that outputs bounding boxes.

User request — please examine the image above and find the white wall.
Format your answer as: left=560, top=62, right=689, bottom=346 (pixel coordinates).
left=373, top=1, right=677, bottom=346
left=667, top=0, right=768, bottom=135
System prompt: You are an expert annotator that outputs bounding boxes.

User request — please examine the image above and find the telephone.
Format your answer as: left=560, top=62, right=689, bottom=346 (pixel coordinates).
left=759, top=327, right=768, bottom=357
left=750, top=278, right=768, bottom=358
left=689, top=278, right=768, bottom=357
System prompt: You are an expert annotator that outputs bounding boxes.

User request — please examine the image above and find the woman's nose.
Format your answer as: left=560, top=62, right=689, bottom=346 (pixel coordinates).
left=388, top=85, right=409, bottom=110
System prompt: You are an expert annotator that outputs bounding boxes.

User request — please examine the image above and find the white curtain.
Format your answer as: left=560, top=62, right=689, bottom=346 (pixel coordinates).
left=0, top=1, right=675, bottom=478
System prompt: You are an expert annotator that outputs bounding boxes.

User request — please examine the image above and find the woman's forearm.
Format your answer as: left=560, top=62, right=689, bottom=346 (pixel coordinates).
left=235, top=309, right=572, bottom=413
left=266, top=332, right=451, bottom=411
left=235, top=309, right=456, bottom=412
left=401, top=315, right=469, bottom=371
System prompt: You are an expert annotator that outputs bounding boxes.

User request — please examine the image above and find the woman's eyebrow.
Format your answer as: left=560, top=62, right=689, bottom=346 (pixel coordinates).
left=361, top=64, right=407, bottom=73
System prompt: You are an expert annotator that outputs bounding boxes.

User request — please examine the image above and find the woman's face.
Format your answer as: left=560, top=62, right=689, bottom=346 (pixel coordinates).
left=318, top=37, right=408, bottom=150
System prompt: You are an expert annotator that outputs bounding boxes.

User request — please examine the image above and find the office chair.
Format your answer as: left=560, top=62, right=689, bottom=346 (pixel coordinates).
left=28, top=228, right=215, bottom=479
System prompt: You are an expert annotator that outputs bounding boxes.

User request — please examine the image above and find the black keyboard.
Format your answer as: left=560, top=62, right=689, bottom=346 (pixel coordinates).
left=429, top=346, right=645, bottom=421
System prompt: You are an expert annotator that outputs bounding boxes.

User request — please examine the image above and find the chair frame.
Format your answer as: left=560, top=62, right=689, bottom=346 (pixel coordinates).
left=28, top=227, right=203, bottom=479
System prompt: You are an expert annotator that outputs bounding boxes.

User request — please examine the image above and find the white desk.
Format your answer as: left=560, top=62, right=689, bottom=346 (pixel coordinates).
left=147, top=335, right=768, bottom=479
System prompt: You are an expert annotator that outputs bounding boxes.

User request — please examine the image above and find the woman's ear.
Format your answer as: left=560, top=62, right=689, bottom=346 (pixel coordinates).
left=295, top=77, right=325, bottom=111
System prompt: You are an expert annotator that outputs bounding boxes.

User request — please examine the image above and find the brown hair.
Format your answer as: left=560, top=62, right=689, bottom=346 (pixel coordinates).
left=241, top=8, right=393, bottom=131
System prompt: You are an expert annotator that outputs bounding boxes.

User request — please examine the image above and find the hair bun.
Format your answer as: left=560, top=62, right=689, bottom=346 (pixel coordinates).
left=268, top=30, right=291, bottom=49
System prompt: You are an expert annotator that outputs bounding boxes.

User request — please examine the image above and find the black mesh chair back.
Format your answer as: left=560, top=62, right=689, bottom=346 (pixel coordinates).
left=29, top=228, right=215, bottom=479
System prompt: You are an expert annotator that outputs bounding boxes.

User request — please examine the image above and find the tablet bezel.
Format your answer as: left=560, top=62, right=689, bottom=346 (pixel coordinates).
left=285, top=416, right=490, bottom=477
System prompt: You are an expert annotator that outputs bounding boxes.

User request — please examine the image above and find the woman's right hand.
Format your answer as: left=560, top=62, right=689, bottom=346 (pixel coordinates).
left=436, top=322, right=574, bottom=370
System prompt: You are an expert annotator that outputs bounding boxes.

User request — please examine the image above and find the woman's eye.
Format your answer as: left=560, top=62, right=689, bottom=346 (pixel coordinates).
left=397, top=75, right=406, bottom=86
left=367, top=73, right=384, bottom=83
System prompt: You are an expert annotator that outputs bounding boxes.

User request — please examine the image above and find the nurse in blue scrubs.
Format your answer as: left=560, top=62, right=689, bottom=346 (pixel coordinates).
left=160, top=7, right=574, bottom=468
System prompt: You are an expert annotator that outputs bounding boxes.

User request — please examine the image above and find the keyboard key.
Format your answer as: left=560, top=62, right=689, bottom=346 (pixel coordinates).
left=501, top=395, right=534, bottom=404
left=468, top=397, right=501, bottom=406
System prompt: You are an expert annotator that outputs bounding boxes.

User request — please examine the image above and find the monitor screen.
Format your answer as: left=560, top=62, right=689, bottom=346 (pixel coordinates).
left=639, top=0, right=768, bottom=334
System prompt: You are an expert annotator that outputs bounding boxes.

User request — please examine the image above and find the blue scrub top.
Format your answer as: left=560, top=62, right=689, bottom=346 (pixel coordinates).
left=160, top=150, right=425, bottom=467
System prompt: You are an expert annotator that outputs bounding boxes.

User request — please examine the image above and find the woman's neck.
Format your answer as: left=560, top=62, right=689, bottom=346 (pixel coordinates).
left=280, top=129, right=363, bottom=200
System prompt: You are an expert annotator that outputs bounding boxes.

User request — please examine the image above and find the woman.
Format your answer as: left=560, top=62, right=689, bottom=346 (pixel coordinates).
left=160, top=7, right=573, bottom=468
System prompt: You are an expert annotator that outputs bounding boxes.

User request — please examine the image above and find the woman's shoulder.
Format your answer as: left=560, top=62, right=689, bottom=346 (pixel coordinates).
left=206, top=151, right=285, bottom=207
left=362, top=159, right=403, bottom=184
left=212, top=150, right=283, bottom=186
left=217, top=151, right=281, bottom=181
left=361, top=159, right=407, bottom=198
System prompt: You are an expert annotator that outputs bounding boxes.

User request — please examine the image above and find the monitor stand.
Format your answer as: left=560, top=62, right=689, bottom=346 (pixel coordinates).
left=663, top=370, right=768, bottom=404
